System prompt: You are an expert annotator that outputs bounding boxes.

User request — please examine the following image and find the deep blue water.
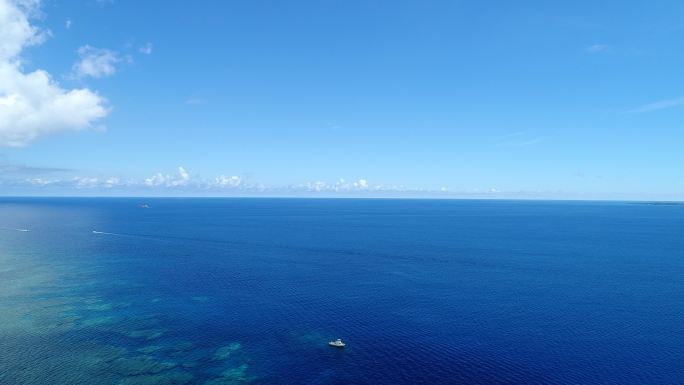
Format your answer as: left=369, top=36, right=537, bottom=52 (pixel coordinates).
left=0, top=198, right=683, bottom=384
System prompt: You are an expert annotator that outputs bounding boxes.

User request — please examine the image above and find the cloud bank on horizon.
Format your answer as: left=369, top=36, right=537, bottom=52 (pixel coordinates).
left=10, top=165, right=428, bottom=196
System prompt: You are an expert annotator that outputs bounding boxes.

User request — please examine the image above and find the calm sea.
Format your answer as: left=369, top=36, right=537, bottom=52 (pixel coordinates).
left=0, top=198, right=682, bottom=384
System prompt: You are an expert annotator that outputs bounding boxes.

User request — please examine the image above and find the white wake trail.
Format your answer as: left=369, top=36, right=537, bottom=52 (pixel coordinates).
left=0, top=227, right=29, bottom=232
left=92, top=230, right=119, bottom=235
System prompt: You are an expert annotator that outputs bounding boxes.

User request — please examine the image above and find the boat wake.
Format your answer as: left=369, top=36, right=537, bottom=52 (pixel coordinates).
left=0, top=227, right=29, bottom=232
left=92, top=230, right=119, bottom=236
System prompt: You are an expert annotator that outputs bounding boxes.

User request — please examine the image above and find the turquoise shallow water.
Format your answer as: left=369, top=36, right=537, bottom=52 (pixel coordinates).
left=1, top=198, right=683, bottom=384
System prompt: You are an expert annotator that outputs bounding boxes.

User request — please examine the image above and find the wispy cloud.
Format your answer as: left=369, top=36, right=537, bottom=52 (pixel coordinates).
left=586, top=44, right=608, bottom=53
left=72, top=45, right=126, bottom=78
left=138, top=42, right=153, bottom=54
left=494, top=132, right=543, bottom=147
left=629, top=97, right=684, bottom=113
left=185, top=98, right=205, bottom=105
left=0, top=162, right=71, bottom=175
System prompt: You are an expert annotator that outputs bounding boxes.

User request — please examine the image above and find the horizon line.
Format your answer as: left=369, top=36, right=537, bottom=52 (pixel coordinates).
left=0, top=195, right=681, bottom=204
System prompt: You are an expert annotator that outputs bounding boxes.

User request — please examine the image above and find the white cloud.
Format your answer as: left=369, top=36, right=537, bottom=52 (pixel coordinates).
left=7, top=170, right=462, bottom=196
left=138, top=42, right=153, bottom=54
left=0, top=0, right=109, bottom=147
left=104, top=177, right=119, bottom=187
left=587, top=44, right=608, bottom=53
left=171, top=166, right=189, bottom=186
left=308, top=181, right=327, bottom=192
left=20, top=175, right=127, bottom=188
left=144, top=167, right=190, bottom=187
left=65, top=19, right=71, bottom=29
left=214, top=175, right=242, bottom=187
left=185, top=98, right=205, bottom=105
left=144, top=172, right=168, bottom=187
left=74, top=176, right=98, bottom=188
left=27, top=177, right=56, bottom=186
left=298, top=178, right=376, bottom=192
left=494, top=132, right=542, bottom=147
left=629, top=97, right=684, bottom=113
left=0, top=0, right=46, bottom=60
left=72, top=45, right=122, bottom=78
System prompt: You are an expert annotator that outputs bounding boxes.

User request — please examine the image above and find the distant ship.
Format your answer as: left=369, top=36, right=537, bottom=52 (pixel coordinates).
left=139, top=203, right=150, bottom=208
left=328, top=339, right=345, bottom=348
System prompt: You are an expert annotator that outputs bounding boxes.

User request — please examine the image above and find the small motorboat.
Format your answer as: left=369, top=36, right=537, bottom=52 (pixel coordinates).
left=328, top=338, right=346, bottom=348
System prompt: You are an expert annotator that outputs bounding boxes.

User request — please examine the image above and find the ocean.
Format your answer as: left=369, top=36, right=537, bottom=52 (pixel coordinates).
left=0, top=198, right=682, bottom=384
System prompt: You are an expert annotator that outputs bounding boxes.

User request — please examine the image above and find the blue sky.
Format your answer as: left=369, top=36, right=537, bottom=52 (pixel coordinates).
left=1, top=0, right=684, bottom=199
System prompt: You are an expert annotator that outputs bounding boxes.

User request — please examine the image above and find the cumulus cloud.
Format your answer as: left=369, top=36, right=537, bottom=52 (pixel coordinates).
left=3, top=164, right=446, bottom=196
left=172, top=166, right=190, bottom=186
left=74, top=176, right=99, bottom=188
left=0, top=0, right=109, bottom=147
left=214, top=175, right=242, bottom=187
left=2, top=169, right=466, bottom=197
left=355, top=179, right=368, bottom=189
left=144, top=167, right=190, bottom=187
left=104, top=177, right=119, bottom=187
left=144, top=173, right=168, bottom=187
left=298, top=178, right=377, bottom=192
left=140, top=171, right=382, bottom=193
left=72, top=45, right=122, bottom=78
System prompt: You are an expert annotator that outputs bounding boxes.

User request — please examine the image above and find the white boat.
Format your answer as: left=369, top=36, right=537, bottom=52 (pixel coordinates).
left=328, top=338, right=345, bottom=348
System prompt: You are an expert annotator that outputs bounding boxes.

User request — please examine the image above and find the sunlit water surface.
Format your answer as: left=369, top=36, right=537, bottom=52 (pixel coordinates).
left=1, top=198, right=683, bottom=384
